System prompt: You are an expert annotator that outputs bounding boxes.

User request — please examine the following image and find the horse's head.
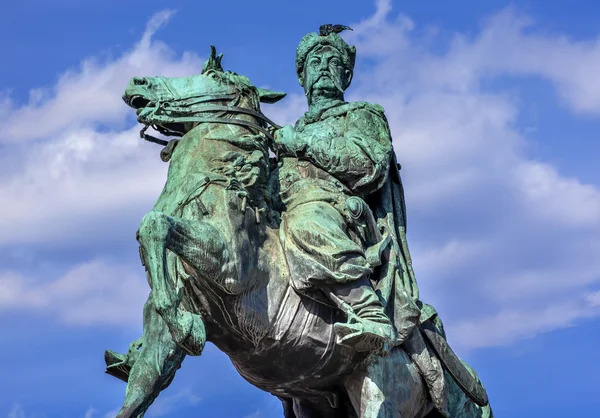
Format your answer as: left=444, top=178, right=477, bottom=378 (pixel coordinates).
left=123, top=45, right=286, bottom=137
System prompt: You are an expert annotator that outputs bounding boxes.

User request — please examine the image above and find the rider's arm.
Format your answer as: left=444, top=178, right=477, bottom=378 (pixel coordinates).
left=292, top=108, right=393, bottom=195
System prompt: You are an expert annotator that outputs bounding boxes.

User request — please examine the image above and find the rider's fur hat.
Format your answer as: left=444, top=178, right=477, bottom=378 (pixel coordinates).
left=295, top=26, right=356, bottom=85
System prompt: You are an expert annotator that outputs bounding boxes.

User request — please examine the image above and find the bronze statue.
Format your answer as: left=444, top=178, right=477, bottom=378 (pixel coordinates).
left=104, top=28, right=493, bottom=418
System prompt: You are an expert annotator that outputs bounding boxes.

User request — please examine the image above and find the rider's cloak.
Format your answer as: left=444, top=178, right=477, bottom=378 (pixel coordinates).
left=366, top=149, right=450, bottom=416
left=367, top=139, right=491, bottom=414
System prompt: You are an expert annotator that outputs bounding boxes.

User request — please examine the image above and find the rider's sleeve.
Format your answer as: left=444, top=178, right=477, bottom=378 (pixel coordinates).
left=295, top=107, right=393, bottom=195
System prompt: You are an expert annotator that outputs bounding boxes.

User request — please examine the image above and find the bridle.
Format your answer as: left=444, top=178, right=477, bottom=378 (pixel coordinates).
left=138, top=80, right=282, bottom=148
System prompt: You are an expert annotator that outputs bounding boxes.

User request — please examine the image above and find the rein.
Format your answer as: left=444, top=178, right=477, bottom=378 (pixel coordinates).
left=139, top=89, right=281, bottom=147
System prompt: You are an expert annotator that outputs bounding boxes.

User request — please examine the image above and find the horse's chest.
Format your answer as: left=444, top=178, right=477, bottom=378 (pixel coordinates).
left=155, top=135, right=267, bottom=214
left=169, top=136, right=234, bottom=177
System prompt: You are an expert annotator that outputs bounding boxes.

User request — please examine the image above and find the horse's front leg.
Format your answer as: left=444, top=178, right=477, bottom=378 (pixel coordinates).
left=115, top=297, right=186, bottom=418
left=137, top=210, right=225, bottom=355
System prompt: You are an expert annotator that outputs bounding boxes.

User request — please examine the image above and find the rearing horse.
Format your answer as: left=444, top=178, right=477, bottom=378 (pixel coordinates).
left=105, top=47, right=493, bottom=418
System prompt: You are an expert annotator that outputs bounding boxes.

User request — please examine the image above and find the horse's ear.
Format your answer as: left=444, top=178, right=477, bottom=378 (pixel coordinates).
left=202, top=45, right=225, bottom=74
left=257, top=87, right=287, bottom=104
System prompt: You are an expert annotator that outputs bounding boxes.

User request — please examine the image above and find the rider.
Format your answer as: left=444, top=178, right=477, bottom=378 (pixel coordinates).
left=272, top=26, right=419, bottom=355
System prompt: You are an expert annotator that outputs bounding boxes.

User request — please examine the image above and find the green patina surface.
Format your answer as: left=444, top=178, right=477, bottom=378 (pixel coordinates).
left=103, top=26, right=493, bottom=418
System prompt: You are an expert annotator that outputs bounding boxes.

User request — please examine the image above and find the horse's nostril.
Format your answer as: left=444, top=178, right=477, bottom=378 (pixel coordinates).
left=133, top=77, right=147, bottom=86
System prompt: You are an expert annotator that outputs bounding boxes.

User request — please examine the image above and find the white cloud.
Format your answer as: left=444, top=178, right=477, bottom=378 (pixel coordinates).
left=345, top=2, right=600, bottom=350
left=0, top=125, right=167, bottom=245
left=0, top=260, right=148, bottom=327
left=433, top=7, right=600, bottom=115
left=0, top=11, right=195, bottom=332
left=350, top=4, right=600, bottom=115
left=7, top=405, right=25, bottom=418
left=84, top=408, right=97, bottom=418
left=80, top=407, right=119, bottom=418
left=513, top=161, right=600, bottom=227
left=147, top=388, right=202, bottom=418
left=452, top=296, right=600, bottom=349
left=588, top=291, right=600, bottom=307
left=102, top=409, right=119, bottom=418
left=0, top=10, right=204, bottom=245
left=0, top=9, right=199, bottom=143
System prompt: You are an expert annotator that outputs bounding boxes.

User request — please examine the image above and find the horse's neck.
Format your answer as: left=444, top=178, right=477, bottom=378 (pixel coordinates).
left=188, top=92, right=263, bottom=136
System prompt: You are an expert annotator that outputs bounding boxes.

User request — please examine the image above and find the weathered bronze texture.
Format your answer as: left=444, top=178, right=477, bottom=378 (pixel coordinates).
left=104, top=30, right=492, bottom=418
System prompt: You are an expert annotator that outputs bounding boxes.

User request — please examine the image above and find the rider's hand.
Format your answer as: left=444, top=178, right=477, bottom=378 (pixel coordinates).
left=273, top=124, right=298, bottom=153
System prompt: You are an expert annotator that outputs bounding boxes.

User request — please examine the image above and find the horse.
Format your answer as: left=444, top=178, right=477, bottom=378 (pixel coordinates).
left=104, top=47, right=493, bottom=418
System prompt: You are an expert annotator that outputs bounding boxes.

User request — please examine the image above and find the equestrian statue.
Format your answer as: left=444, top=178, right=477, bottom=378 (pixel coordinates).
left=103, top=26, right=493, bottom=418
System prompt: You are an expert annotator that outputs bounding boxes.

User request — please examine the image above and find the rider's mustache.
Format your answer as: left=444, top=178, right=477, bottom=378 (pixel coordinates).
left=313, top=71, right=332, bottom=82
left=310, top=70, right=344, bottom=92
left=308, top=71, right=343, bottom=93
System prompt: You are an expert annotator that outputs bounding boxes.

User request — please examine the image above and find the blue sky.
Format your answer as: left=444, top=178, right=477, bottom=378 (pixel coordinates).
left=1, top=0, right=599, bottom=417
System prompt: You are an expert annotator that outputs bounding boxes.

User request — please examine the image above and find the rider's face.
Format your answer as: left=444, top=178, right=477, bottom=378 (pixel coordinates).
left=303, top=46, right=350, bottom=100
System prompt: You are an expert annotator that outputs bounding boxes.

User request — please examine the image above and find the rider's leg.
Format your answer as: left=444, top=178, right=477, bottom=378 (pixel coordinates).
left=281, top=201, right=395, bottom=354
left=326, top=277, right=395, bottom=354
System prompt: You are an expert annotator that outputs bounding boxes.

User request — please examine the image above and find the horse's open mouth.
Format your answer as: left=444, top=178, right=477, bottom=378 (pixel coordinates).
left=127, top=95, right=152, bottom=110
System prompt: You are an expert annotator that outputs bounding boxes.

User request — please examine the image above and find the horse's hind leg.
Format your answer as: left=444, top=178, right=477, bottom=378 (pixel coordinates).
left=115, top=297, right=186, bottom=418
left=137, top=210, right=222, bottom=355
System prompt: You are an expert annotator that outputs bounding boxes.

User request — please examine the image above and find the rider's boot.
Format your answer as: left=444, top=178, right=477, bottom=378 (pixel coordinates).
left=327, top=277, right=396, bottom=356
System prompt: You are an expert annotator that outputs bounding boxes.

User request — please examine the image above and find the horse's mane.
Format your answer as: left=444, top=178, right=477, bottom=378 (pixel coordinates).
left=209, top=70, right=258, bottom=99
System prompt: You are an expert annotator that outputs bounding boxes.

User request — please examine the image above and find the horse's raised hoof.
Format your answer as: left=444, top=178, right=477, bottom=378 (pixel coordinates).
left=104, top=337, right=144, bottom=382
left=105, top=350, right=135, bottom=382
